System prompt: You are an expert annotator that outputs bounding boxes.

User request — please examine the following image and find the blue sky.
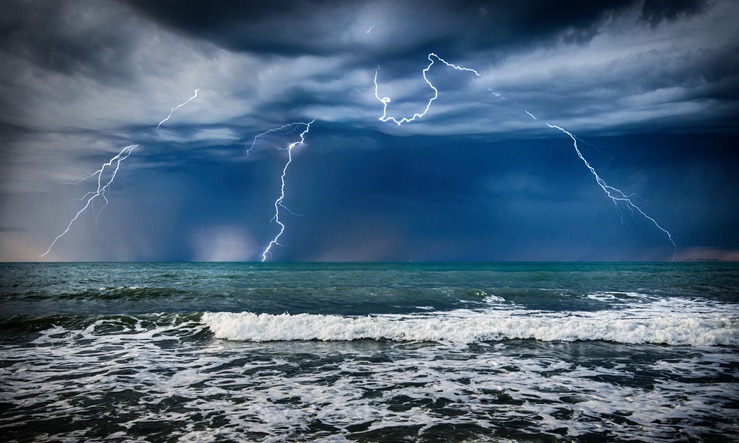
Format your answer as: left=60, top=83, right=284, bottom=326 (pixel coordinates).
left=1, top=0, right=737, bottom=261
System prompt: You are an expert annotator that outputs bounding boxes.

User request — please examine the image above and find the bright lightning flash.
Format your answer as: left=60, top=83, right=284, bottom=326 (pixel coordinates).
left=252, top=120, right=316, bottom=262
left=374, top=53, right=479, bottom=125
left=546, top=123, right=676, bottom=257
left=40, top=145, right=137, bottom=258
left=247, top=122, right=308, bottom=156
left=375, top=53, right=677, bottom=257
left=40, top=90, right=199, bottom=258
left=156, top=89, right=199, bottom=131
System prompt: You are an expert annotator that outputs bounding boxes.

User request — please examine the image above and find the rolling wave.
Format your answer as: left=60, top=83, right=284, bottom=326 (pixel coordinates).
left=203, top=298, right=737, bottom=346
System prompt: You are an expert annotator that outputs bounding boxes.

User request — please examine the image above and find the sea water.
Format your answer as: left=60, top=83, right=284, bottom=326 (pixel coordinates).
left=0, top=262, right=737, bottom=442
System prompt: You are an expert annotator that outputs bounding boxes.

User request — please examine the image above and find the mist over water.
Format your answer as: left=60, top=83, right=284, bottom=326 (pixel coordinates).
left=1, top=262, right=737, bottom=441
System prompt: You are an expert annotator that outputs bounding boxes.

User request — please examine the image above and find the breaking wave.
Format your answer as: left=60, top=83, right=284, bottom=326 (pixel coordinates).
left=203, top=298, right=737, bottom=346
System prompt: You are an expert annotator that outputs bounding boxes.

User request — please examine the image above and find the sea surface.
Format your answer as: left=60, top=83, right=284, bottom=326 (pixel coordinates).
left=0, top=262, right=737, bottom=442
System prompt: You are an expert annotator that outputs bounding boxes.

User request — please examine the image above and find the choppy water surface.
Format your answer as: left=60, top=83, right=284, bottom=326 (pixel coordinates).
left=1, top=262, right=737, bottom=441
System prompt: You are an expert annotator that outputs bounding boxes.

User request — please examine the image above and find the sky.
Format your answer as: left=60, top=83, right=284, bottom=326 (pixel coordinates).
left=0, top=0, right=737, bottom=262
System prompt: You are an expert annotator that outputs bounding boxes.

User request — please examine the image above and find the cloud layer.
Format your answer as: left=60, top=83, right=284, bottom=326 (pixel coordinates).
left=0, top=0, right=737, bottom=261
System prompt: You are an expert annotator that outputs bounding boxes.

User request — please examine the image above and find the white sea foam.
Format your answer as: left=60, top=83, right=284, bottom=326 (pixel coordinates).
left=586, top=291, right=650, bottom=302
left=203, top=298, right=738, bottom=346
left=483, top=294, right=506, bottom=303
left=3, top=311, right=737, bottom=442
left=5, top=263, right=737, bottom=441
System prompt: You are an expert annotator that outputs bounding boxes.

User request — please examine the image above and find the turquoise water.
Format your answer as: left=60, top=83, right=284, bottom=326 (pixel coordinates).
left=1, top=262, right=738, bottom=441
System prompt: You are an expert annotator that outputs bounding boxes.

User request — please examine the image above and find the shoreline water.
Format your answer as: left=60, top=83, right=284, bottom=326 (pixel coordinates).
left=1, top=262, right=737, bottom=441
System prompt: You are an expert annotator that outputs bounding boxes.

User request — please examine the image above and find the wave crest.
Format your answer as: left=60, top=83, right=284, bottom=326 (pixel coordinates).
left=202, top=303, right=737, bottom=346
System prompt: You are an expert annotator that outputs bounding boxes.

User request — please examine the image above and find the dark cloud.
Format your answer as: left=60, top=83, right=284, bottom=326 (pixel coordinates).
left=125, top=0, right=375, bottom=55
left=640, top=0, right=708, bottom=27
left=125, top=0, right=639, bottom=57
left=452, top=0, right=635, bottom=50
left=0, top=0, right=737, bottom=261
left=0, top=0, right=140, bottom=82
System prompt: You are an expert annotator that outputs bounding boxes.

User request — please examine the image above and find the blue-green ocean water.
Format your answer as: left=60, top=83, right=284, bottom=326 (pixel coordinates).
left=1, top=262, right=737, bottom=442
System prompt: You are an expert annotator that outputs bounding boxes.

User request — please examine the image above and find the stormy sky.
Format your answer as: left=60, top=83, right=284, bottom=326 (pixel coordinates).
left=1, top=0, right=737, bottom=262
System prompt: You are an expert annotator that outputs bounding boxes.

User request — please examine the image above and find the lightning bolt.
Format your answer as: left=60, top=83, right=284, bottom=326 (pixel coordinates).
left=545, top=123, right=677, bottom=257
left=247, top=121, right=307, bottom=156
left=156, top=89, right=199, bottom=131
left=499, top=85, right=675, bottom=255
left=374, top=53, right=479, bottom=125
left=375, top=53, right=676, bottom=257
left=252, top=119, right=316, bottom=262
left=40, top=90, right=199, bottom=258
left=40, top=145, right=137, bottom=258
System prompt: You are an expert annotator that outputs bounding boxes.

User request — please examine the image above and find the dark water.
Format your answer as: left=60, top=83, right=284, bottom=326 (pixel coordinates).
left=1, top=262, right=737, bottom=441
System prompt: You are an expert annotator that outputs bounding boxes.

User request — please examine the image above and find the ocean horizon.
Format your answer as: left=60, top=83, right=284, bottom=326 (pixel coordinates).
left=1, top=261, right=737, bottom=441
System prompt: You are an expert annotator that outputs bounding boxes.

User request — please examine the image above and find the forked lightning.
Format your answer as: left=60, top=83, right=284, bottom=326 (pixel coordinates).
left=374, top=53, right=676, bottom=256
left=41, top=90, right=199, bottom=258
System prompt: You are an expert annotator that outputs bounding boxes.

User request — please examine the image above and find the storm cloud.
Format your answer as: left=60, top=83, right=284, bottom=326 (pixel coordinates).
left=0, top=0, right=737, bottom=261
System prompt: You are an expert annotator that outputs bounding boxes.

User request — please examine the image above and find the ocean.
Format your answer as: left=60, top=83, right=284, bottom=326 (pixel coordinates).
left=0, top=262, right=737, bottom=442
